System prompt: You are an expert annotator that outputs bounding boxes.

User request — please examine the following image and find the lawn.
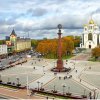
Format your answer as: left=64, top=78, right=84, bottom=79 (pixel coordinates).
left=44, top=53, right=74, bottom=59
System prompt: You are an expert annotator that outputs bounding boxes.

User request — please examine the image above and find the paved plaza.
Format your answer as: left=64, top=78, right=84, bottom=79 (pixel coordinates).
left=0, top=52, right=100, bottom=99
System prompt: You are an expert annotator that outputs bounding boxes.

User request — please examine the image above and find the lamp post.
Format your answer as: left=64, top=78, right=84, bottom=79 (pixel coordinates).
left=62, top=84, right=66, bottom=95
left=83, top=89, right=86, bottom=96
left=54, top=85, right=56, bottom=92
left=68, top=87, right=70, bottom=93
left=8, top=77, right=10, bottom=83
left=0, top=74, right=2, bottom=82
left=16, top=77, right=19, bottom=85
left=41, top=82, right=43, bottom=89
left=27, top=74, right=30, bottom=96
left=74, top=63, right=75, bottom=69
left=43, top=66, right=45, bottom=72
left=54, top=62, right=55, bottom=67
left=37, top=81, right=40, bottom=91
left=0, top=74, right=1, bottom=80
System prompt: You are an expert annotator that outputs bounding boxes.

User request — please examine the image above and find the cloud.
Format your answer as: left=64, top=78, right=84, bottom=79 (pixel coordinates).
left=27, top=8, right=47, bottom=17
left=0, top=0, right=100, bottom=39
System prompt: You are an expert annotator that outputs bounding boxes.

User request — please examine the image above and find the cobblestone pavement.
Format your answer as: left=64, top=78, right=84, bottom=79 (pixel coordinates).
left=0, top=52, right=100, bottom=99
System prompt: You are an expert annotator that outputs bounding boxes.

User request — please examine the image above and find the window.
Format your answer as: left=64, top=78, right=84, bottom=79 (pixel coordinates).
left=88, top=33, right=92, bottom=40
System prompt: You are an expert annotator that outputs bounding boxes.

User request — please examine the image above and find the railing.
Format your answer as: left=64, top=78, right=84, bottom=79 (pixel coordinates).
left=30, top=88, right=87, bottom=99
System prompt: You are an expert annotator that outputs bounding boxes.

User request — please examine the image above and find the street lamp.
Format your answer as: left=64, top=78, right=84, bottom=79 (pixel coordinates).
left=27, top=74, right=30, bottom=96
left=93, top=89, right=97, bottom=99
left=37, top=81, right=40, bottom=91
left=68, top=87, right=70, bottom=93
left=62, top=84, right=66, bottom=95
left=0, top=74, right=2, bottom=82
left=7, top=77, right=10, bottom=84
left=83, top=89, right=86, bottom=96
left=54, top=62, right=55, bottom=67
left=53, top=85, right=56, bottom=92
left=16, top=77, right=20, bottom=85
left=0, top=74, right=1, bottom=79
left=41, top=82, right=43, bottom=89
left=74, top=63, right=75, bottom=69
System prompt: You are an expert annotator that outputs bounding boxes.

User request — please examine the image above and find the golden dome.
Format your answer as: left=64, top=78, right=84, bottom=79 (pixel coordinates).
left=89, top=19, right=94, bottom=24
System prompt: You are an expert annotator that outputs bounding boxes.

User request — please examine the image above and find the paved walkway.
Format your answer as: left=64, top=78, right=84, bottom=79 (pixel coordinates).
left=0, top=52, right=100, bottom=99
left=82, top=71, right=100, bottom=75
left=68, top=59, right=100, bottom=99
left=0, top=87, right=45, bottom=99
left=29, top=74, right=55, bottom=89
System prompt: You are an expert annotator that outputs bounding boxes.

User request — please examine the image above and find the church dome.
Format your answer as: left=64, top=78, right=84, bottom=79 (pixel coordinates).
left=89, top=19, right=94, bottom=24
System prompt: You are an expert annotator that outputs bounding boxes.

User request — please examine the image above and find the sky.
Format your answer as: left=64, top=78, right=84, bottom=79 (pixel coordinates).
left=0, top=0, right=100, bottom=39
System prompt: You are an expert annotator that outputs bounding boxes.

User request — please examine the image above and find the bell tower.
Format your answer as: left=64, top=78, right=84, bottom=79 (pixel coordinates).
left=10, top=29, right=17, bottom=51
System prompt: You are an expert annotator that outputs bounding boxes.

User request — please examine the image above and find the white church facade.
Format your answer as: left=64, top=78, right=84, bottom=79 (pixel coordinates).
left=80, top=19, right=100, bottom=49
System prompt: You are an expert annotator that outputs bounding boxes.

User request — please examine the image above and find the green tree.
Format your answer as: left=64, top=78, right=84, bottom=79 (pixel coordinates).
left=31, top=39, right=38, bottom=48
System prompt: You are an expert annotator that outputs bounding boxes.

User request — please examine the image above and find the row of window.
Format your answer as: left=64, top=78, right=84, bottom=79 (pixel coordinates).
left=84, top=26, right=98, bottom=31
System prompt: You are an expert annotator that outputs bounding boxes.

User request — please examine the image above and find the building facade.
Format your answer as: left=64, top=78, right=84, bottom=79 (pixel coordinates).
left=80, top=19, right=100, bottom=49
left=0, top=44, right=7, bottom=56
left=6, top=29, right=31, bottom=53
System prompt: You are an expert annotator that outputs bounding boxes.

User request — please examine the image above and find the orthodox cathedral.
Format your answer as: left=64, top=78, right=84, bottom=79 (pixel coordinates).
left=80, top=19, right=100, bottom=49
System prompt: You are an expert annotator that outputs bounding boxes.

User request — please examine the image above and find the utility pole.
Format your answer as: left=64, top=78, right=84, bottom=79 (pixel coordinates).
left=27, top=75, right=30, bottom=96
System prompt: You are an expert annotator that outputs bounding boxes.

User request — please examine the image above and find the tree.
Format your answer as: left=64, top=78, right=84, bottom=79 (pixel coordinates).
left=0, top=40, right=6, bottom=45
left=62, top=37, right=74, bottom=56
left=31, top=39, right=38, bottom=48
left=36, top=37, right=74, bottom=58
left=92, top=47, right=100, bottom=60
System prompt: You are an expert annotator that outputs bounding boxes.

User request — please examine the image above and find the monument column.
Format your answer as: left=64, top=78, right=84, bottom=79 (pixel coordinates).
left=51, top=24, right=71, bottom=72
left=56, top=24, right=63, bottom=70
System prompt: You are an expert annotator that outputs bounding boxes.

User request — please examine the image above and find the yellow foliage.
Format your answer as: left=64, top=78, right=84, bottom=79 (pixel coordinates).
left=36, top=37, right=74, bottom=56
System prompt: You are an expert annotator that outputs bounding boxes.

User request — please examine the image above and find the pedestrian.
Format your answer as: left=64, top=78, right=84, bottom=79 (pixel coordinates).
left=80, top=79, right=81, bottom=82
left=59, top=77, right=61, bottom=80
left=89, top=67, right=91, bottom=69
left=89, top=92, right=92, bottom=99
left=76, top=70, right=77, bottom=73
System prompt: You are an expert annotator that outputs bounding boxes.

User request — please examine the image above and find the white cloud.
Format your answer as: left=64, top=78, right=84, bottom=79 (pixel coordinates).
left=0, top=0, right=100, bottom=39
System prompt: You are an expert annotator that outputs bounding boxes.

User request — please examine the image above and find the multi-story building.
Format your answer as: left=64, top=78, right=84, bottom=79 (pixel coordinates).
left=6, top=29, right=31, bottom=53
left=0, top=44, right=7, bottom=56
left=80, top=18, right=100, bottom=49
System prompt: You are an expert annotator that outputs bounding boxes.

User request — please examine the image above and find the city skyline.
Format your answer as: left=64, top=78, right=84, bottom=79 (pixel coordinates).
left=0, top=0, right=100, bottom=39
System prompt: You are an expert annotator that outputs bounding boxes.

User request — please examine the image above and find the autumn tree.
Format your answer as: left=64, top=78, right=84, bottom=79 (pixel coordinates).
left=36, top=36, right=74, bottom=58
left=62, top=37, right=74, bottom=56
left=92, top=47, right=100, bottom=60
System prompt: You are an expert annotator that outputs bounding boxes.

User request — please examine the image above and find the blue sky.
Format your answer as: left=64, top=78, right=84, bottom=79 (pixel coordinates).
left=0, top=0, right=100, bottom=39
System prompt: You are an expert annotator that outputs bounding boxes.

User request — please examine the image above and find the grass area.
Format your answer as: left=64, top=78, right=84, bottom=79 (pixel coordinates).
left=0, top=84, right=17, bottom=89
left=38, top=92, right=69, bottom=99
left=88, top=57, right=100, bottom=62
left=62, top=55, right=74, bottom=59
left=44, top=54, right=74, bottom=59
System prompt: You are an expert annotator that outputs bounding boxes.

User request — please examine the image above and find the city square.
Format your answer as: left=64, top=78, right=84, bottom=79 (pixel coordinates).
left=0, top=0, right=100, bottom=99
left=0, top=51, right=100, bottom=99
